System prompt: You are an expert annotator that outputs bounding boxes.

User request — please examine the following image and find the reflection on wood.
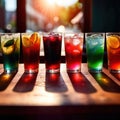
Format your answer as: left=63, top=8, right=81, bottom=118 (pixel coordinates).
left=90, top=72, right=120, bottom=93
left=68, top=72, right=96, bottom=93
left=45, top=72, right=68, bottom=92
left=111, top=73, right=120, bottom=81
left=0, top=71, right=17, bottom=91
left=13, top=72, right=37, bottom=92
left=0, top=63, right=120, bottom=106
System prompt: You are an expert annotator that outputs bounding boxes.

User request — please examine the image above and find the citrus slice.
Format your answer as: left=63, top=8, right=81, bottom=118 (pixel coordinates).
left=2, top=39, right=15, bottom=55
left=107, top=36, right=120, bottom=49
left=22, top=36, right=33, bottom=47
left=30, top=32, right=39, bottom=44
left=4, top=39, right=14, bottom=47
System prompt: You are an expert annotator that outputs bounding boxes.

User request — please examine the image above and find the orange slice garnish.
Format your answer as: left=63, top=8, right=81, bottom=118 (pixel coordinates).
left=107, top=36, right=120, bottom=49
left=30, top=32, right=39, bottom=44
left=22, top=36, right=32, bottom=47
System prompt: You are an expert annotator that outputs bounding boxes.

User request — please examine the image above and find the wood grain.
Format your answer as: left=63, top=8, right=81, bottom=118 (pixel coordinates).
left=0, top=63, right=120, bottom=106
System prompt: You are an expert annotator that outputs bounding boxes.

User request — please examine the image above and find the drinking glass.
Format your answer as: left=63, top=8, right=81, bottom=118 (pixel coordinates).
left=43, top=32, right=62, bottom=73
left=21, top=32, right=41, bottom=73
left=64, top=33, right=84, bottom=73
left=106, top=33, right=120, bottom=73
left=1, top=33, right=20, bottom=73
left=85, top=33, right=105, bottom=73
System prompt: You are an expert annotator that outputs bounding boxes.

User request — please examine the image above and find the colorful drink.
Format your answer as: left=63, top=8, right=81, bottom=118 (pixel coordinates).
left=85, top=33, right=105, bottom=73
left=43, top=32, right=62, bottom=73
left=106, top=33, right=120, bottom=73
left=64, top=33, right=83, bottom=72
left=22, top=32, right=40, bottom=73
left=1, top=33, right=20, bottom=73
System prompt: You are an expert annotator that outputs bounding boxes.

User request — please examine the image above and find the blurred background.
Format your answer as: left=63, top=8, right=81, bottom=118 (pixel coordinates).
left=0, top=0, right=120, bottom=33
left=0, top=0, right=84, bottom=33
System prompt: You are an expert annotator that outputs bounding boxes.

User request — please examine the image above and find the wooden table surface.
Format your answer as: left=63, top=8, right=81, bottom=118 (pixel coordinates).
left=0, top=63, right=120, bottom=119
left=0, top=63, right=120, bottom=106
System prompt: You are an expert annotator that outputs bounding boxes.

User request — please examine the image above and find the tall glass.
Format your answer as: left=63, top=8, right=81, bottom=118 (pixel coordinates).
left=64, top=33, right=84, bottom=73
left=43, top=32, right=62, bottom=73
left=106, top=33, right=120, bottom=73
left=85, top=33, right=105, bottom=73
left=1, top=33, right=20, bottom=73
left=21, top=32, right=41, bottom=73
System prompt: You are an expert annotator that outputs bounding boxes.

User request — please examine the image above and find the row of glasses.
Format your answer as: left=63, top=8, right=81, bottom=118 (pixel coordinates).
left=0, top=32, right=62, bottom=74
left=0, top=32, right=120, bottom=74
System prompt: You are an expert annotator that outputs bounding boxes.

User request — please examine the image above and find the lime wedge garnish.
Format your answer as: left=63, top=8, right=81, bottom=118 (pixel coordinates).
left=4, top=39, right=14, bottom=47
left=2, top=39, right=15, bottom=55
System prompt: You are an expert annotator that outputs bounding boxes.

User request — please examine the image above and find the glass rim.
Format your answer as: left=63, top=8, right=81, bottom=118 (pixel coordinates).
left=106, top=32, right=120, bottom=36
left=0, top=33, right=20, bottom=35
left=42, top=32, right=62, bottom=37
left=64, top=32, right=84, bottom=38
left=85, top=32, right=105, bottom=35
left=85, top=32, right=105, bottom=38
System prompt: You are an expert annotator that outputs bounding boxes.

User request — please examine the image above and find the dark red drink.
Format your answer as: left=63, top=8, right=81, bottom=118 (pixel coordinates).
left=43, top=32, right=62, bottom=73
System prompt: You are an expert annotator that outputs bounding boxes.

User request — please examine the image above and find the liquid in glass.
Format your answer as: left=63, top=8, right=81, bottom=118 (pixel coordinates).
left=1, top=33, right=20, bottom=73
left=43, top=32, right=62, bottom=73
left=106, top=33, right=120, bottom=73
left=85, top=33, right=105, bottom=73
left=22, top=32, right=40, bottom=73
left=64, top=33, right=83, bottom=72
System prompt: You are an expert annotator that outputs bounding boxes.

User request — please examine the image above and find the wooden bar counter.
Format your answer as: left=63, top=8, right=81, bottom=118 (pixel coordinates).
left=0, top=63, right=120, bottom=119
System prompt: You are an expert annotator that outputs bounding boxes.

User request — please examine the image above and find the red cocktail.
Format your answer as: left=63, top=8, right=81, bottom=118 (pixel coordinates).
left=64, top=33, right=83, bottom=72
left=22, top=32, right=40, bottom=73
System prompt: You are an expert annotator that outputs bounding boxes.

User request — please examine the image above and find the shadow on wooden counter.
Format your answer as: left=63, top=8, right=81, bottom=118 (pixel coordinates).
left=90, top=72, right=120, bottom=93
left=0, top=71, right=17, bottom=91
left=13, top=72, right=38, bottom=92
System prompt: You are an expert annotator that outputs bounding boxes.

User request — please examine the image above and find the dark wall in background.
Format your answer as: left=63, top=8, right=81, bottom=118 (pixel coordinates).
left=92, top=0, right=120, bottom=32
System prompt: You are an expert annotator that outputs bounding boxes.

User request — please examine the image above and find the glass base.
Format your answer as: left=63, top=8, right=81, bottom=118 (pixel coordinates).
left=25, top=69, right=38, bottom=73
left=4, top=69, right=18, bottom=73
left=110, top=69, right=120, bottom=73
left=89, top=69, right=102, bottom=73
left=67, top=69, right=81, bottom=73
left=46, top=69, right=60, bottom=73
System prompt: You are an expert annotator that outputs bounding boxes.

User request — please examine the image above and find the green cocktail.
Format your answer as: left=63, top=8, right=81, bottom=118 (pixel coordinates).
left=85, top=33, right=105, bottom=73
left=1, top=33, right=20, bottom=73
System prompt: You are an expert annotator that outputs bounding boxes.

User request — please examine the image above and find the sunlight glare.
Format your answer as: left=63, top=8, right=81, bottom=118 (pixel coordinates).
left=56, top=0, right=78, bottom=7
left=46, top=0, right=78, bottom=7
left=46, top=0, right=56, bottom=5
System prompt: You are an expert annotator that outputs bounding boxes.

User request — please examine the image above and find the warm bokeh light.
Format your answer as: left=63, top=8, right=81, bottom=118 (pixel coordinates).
left=46, top=0, right=56, bottom=5
left=27, top=0, right=83, bottom=31
left=46, top=0, right=78, bottom=7
left=0, top=73, right=11, bottom=81
left=57, top=25, right=65, bottom=32
left=56, top=0, right=78, bottom=7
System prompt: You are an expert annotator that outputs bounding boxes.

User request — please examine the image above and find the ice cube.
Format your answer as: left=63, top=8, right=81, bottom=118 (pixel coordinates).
left=73, top=39, right=80, bottom=46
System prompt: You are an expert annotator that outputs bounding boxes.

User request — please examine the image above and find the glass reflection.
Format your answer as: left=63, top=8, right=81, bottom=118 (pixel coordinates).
left=45, top=72, right=68, bottom=92
left=68, top=72, right=96, bottom=93
left=0, top=71, right=17, bottom=91
left=13, top=72, right=37, bottom=92
left=90, top=72, right=120, bottom=93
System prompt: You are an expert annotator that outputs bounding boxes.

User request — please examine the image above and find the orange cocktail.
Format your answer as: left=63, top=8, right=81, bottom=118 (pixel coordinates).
left=106, top=33, right=120, bottom=73
left=22, top=32, right=41, bottom=73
